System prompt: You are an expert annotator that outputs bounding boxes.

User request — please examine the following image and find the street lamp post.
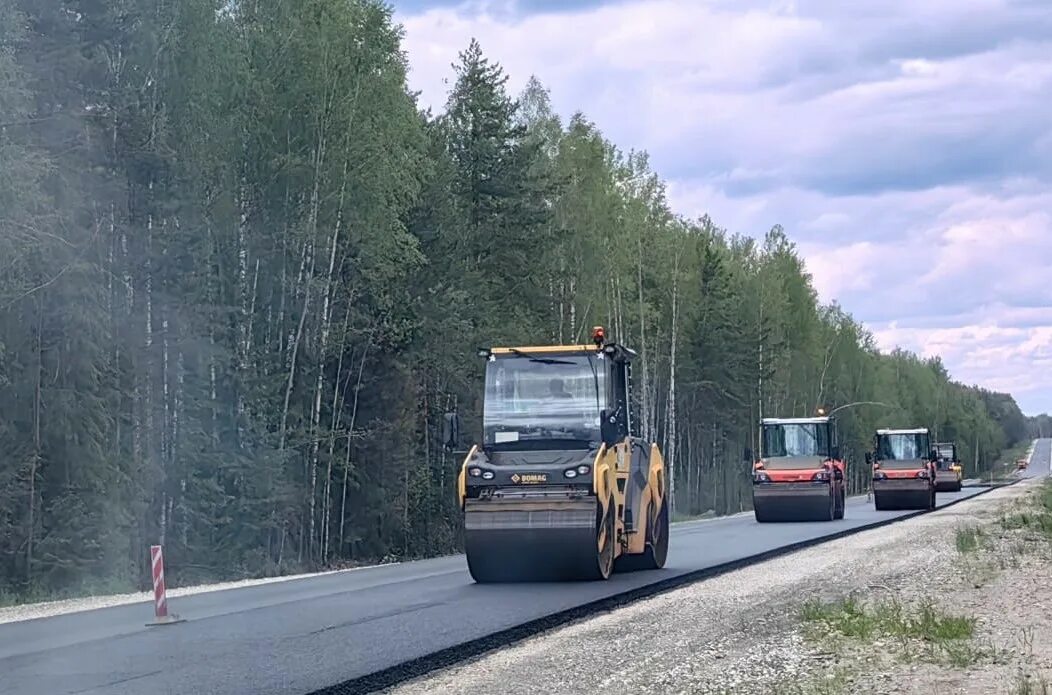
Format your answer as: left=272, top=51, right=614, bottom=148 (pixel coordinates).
left=817, top=401, right=894, bottom=501
left=824, top=401, right=892, bottom=417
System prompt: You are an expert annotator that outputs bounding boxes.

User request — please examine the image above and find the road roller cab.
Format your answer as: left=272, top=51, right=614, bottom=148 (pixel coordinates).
left=750, top=415, right=846, bottom=522
left=933, top=441, right=963, bottom=492
left=454, top=327, right=669, bottom=583
left=867, top=428, right=937, bottom=511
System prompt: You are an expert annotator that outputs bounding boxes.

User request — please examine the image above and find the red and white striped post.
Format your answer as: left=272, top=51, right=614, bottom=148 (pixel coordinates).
left=145, top=544, right=184, bottom=626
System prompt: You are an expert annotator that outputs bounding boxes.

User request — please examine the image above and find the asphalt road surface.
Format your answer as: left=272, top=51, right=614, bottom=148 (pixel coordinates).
left=1021, top=437, right=1051, bottom=479
left=4, top=440, right=1049, bottom=695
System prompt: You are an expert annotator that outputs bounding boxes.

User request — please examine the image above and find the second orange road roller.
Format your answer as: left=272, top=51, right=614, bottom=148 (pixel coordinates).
left=867, top=428, right=937, bottom=510
left=451, top=327, right=670, bottom=583
left=749, top=413, right=846, bottom=522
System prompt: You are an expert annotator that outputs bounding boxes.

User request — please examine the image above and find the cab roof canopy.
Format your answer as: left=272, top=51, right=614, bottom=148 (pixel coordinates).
left=876, top=428, right=929, bottom=435
left=486, top=343, right=638, bottom=361
left=761, top=417, right=831, bottom=425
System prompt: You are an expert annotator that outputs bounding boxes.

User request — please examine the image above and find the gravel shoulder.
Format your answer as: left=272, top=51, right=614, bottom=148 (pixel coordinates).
left=387, top=479, right=1052, bottom=695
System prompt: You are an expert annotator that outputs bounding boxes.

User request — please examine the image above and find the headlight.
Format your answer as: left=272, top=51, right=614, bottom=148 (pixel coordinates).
left=873, top=471, right=887, bottom=480
left=469, top=467, right=482, bottom=477
left=915, top=469, right=929, bottom=479
left=577, top=465, right=591, bottom=475
left=481, top=470, right=494, bottom=480
left=564, top=469, right=578, bottom=479
left=754, top=471, right=770, bottom=483
left=812, top=470, right=831, bottom=482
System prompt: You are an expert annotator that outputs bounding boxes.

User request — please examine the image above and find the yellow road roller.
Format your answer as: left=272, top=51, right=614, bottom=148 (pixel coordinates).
left=450, top=327, right=669, bottom=583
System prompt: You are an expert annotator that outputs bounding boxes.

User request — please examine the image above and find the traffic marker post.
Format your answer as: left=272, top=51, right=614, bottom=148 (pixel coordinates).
left=146, top=544, right=185, bottom=626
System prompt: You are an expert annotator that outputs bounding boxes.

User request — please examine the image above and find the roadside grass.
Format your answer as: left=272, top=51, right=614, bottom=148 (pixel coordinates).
left=999, top=479, right=1052, bottom=541
left=1017, top=672, right=1052, bottom=695
left=0, top=576, right=137, bottom=610
left=672, top=509, right=718, bottom=524
left=956, top=525, right=986, bottom=553
left=799, top=594, right=989, bottom=666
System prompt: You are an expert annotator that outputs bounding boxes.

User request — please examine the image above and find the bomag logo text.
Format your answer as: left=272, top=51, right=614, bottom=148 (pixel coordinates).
left=511, top=473, right=547, bottom=484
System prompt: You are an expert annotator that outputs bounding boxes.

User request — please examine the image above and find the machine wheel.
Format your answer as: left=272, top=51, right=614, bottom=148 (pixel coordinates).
left=834, top=487, right=845, bottom=519
left=823, top=488, right=835, bottom=521
left=617, top=496, right=670, bottom=571
left=929, top=487, right=937, bottom=510
left=587, top=496, right=616, bottom=580
left=874, top=491, right=890, bottom=511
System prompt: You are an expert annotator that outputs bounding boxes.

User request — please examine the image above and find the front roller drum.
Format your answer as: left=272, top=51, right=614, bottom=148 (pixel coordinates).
left=873, top=487, right=934, bottom=511
left=753, top=488, right=834, bottom=523
left=935, top=478, right=962, bottom=493
left=464, top=496, right=615, bottom=583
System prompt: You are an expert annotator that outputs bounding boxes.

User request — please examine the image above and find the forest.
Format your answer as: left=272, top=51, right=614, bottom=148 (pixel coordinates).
left=0, top=0, right=1034, bottom=600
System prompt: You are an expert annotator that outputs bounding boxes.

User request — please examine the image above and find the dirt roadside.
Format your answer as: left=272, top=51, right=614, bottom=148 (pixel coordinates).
left=387, top=479, right=1052, bottom=695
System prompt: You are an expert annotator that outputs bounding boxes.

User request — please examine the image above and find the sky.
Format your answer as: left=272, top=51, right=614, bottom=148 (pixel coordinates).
left=392, top=0, right=1052, bottom=414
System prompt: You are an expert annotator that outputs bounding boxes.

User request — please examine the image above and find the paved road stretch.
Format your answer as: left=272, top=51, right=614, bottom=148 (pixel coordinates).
left=4, top=440, right=1050, bottom=695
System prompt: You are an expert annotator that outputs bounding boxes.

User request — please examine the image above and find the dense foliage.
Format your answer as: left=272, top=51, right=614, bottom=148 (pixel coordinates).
left=0, top=0, right=1029, bottom=599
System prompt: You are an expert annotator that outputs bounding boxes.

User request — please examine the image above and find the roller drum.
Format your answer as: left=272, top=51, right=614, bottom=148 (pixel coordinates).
left=934, top=470, right=961, bottom=492
left=464, top=496, right=612, bottom=582
left=873, top=488, right=933, bottom=511
left=753, top=484, right=834, bottom=522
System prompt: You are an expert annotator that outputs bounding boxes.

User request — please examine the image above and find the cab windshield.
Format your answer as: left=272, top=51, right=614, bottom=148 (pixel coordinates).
left=483, top=353, right=606, bottom=448
left=876, top=432, right=930, bottom=468
left=936, top=443, right=956, bottom=469
left=761, top=423, right=830, bottom=469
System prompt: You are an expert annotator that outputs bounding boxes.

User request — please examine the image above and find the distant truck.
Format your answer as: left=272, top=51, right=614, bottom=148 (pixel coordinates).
left=867, top=428, right=937, bottom=511
left=933, top=441, right=963, bottom=492
left=1017, top=458, right=1029, bottom=470
left=749, top=415, right=846, bottom=522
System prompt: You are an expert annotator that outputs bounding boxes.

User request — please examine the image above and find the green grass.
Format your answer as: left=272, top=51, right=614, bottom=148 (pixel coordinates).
left=1000, top=480, right=1052, bottom=541
left=801, top=596, right=975, bottom=643
left=956, top=525, right=986, bottom=553
left=800, top=595, right=983, bottom=666
left=672, top=509, right=717, bottom=524
left=0, top=575, right=139, bottom=610
left=1017, top=673, right=1052, bottom=695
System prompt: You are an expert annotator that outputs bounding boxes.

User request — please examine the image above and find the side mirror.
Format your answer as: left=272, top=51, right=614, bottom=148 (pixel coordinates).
left=830, top=445, right=841, bottom=461
left=442, top=412, right=461, bottom=452
left=743, top=448, right=753, bottom=463
left=865, top=452, right=873, bottom=465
